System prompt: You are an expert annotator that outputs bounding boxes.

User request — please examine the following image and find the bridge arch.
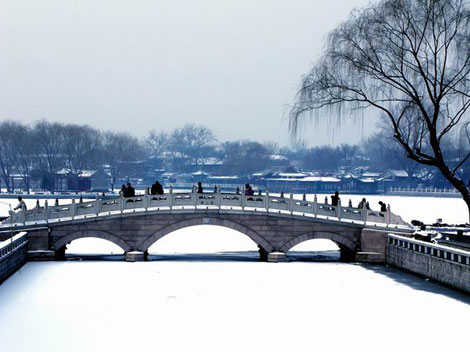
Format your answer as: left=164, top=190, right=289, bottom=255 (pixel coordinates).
left=54, top=229, right=132, bottom=253
left=280, top=231, right=357, bottom=253
left=139, top=217, right=274, bottom=253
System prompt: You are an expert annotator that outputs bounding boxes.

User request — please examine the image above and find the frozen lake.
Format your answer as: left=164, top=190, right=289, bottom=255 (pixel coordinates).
left=0, top=194, right=469, bottom=351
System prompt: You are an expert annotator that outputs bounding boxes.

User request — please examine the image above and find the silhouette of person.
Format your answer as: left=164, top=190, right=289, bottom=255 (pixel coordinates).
left=331, top=191, right=340, bottom=207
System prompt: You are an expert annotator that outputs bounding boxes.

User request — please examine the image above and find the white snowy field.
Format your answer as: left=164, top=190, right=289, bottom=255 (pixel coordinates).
left=0, top=195, right=469, bottom=351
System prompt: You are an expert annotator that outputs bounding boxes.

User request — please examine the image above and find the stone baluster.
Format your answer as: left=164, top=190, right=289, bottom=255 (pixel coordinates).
left=362, top=202, right=368, bottom=223
left=348, top=199, right=352, bottom=208
left=324, top=196, right=328, bottom=205
left=265, top=190, right=270, bottom=212
left=336, top=199, right=342, bottom=220
left=216, top=188, right=222, bottom=208
left=313, top=195, right=318, bottom=217
left=386, top=204, right=391, bottom=225
left=119, top=192, right=124, bottom=214
left=289, top=193, right=293, bottom=214
left=44, top=200, right=49, bottom=223
left=94, top=197, right=101, bottom=216
left=169, top=186, right=173, bottom=209
left=35, top=199, right=40, bottom=218
left=144, top=188, right=149, bottom=211
left=241, top=191, right=246, bottom=210
left=21, top=202, right=27, bottom=224
left=193, top=189, right=198, bottom=207
left=71, top=198, right=76, bottom=220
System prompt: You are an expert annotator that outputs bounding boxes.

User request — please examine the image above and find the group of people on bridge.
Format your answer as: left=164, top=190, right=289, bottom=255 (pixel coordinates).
left=329, top=191, right=388, bottom=213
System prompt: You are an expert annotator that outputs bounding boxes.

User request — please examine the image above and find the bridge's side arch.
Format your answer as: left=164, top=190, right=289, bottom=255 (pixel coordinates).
left=280, top=231, right=358, bottom=253
left=53, top=229, right=133, bottom=253
left=139, top=217, right=274, bottom=253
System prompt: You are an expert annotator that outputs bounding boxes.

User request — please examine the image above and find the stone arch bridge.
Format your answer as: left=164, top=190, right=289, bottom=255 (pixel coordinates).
left=1, top=192, right=413, bottom=262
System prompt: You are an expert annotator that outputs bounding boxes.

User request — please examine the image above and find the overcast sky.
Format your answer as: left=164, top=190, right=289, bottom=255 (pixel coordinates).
left=0, top=0, right=375, bottom=146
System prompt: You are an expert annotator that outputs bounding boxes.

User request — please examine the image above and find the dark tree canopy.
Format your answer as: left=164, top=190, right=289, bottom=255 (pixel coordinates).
left=290, top=0, right=470, bottom=219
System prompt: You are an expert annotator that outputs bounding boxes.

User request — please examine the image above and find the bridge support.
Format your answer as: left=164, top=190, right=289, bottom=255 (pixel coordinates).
left=339, top=247, right=355, bottom=262
left=258, top=246, right=268, bottom=261
left=125, top=251, right=147, bottom=262
left=54, top=246, right=66, bottom=261
left=267, top=251, right=288, bottom=263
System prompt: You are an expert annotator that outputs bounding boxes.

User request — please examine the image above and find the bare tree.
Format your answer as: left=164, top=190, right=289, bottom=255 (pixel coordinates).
left=0, top=121, right=17, bottom=192
left=222, top=140, right=270, bottom=175
left=103, top=132, right=144, bottom=190
left=170, top=124, right=216, bottom=168
left=8, top=122, right=35, bottom=193
left=33, top=120, right=66, bottom=191
left=290, top=0, right=470, bottom=219
left=34, top=120, right=65, bottom=173
left=62, top=124, right=102, bottom=188
left=146, top=130, right=169, bottom=167
left=339, top=144, right=359, bottom=170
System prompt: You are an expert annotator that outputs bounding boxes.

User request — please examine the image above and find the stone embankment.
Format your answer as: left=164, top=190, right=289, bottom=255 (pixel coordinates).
left=386, top=234, right=470, bottom=293
left=0, top=232, right=28, bottom=284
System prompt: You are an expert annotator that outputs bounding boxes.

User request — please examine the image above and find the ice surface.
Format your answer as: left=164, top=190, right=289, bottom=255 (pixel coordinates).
left=0, top=195, right=469, bottom=351
left=0, top=260, right=469, bottom=352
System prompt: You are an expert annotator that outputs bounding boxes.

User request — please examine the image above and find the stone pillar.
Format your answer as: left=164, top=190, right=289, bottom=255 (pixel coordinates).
left=54, top=246, right=66, bottom=261
left=267, top=251, right=288, bottom=263
left=258, top=246, right=268, bottom=262
left=339, top=247, right=355, bottom=262
left=125, top=251, right=146, bottom=262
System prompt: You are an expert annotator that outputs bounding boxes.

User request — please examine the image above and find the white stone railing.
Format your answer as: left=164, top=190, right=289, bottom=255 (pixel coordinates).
left=4, top=190, right=409, bottom=228
left=387, top=234, right=470, bottom=266
left=387, top=187, right=459, bottom=195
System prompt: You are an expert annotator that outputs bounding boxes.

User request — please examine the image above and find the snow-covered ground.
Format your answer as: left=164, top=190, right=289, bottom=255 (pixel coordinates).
left=0, top=195, right=469, bottom=351
left=0, top=259, right=469, bottom=351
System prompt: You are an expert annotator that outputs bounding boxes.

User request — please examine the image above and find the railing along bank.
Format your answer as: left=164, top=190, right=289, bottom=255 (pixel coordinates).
left=4, top=190, right=408, bottom=227
left=387, top=234, right=470, bottom=266
left=0, top=232, right=28, bottom=260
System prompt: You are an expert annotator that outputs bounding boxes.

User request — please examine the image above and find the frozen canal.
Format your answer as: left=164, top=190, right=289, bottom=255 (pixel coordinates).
left=0, top=195, right=469, bottom=351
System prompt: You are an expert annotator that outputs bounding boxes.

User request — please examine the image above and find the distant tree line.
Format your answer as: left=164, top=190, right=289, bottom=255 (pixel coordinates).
left=0, top=119, right=467, bottom=193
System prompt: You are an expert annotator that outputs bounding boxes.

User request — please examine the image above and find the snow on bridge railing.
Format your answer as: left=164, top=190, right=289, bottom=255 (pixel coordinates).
left=4, top=190, right=409, bottom=228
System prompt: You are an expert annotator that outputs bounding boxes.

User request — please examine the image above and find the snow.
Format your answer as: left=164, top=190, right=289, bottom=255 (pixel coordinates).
left=0, top=195, right=470, bottom=351
left=0, top=260, right=469, bottom=351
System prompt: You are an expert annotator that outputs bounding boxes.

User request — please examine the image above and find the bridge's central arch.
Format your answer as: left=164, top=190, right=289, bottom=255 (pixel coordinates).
left=140, top=217, right=274, bottom=254
left=147, top=224, right=261, bottom=260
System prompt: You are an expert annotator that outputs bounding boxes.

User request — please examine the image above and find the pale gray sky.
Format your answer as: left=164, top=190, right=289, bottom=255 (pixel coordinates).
left=0, top=0, right=375, bottom=146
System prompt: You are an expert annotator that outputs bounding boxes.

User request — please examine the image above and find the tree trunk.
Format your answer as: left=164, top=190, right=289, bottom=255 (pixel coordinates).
left=437, top=163, right=470, bottom=223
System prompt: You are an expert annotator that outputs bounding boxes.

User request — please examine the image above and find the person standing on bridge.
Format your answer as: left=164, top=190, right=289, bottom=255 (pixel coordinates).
left=331, top=191, right=340, bottom=207
left=358, top=198, right=370, bottom=210
left=125, top=182, right=135, bottom=198
left=150, top=181, right=158, bottom=195
left=13, top=196, right=27, bottom=211
left=197, top=182, right=203, bottom=194
left=378, top=201, right=387, bottom=212
left=155, top=181, right=164, bottom=195
left=245, top=184, right=254, bottom=196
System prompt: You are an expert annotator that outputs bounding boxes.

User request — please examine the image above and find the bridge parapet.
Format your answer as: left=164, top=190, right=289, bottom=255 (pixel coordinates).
left=4, top=191, right=409, bottom=229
